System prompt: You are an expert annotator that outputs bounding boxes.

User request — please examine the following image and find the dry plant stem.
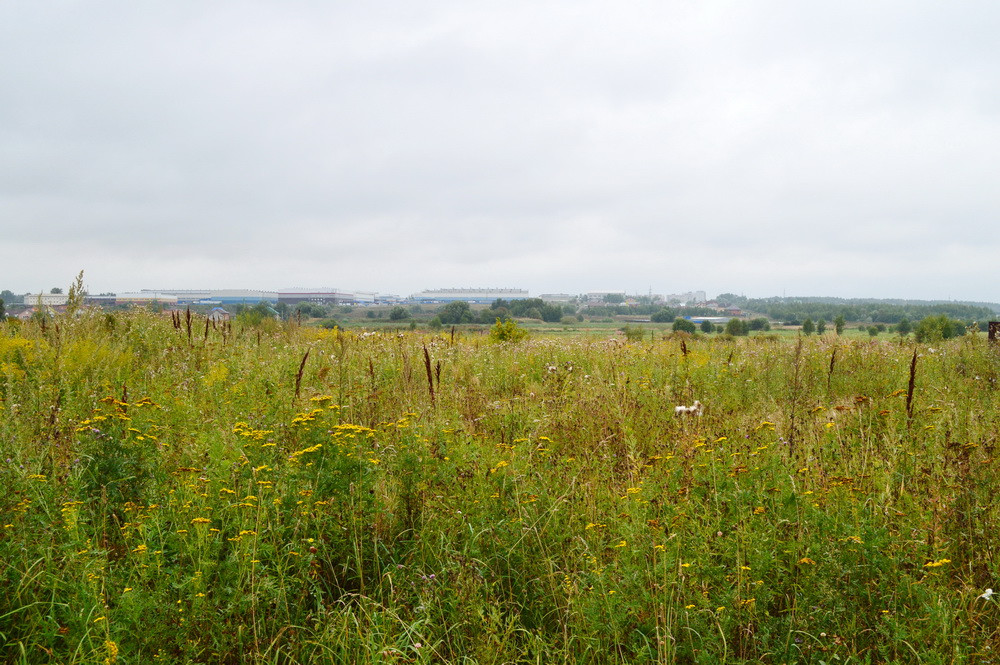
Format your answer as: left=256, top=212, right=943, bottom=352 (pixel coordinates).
left=906, top=348, right=918, bottom=424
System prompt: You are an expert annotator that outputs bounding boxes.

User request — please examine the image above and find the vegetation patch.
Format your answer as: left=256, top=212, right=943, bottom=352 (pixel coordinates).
left=2, top=310, right=1000, bottom=663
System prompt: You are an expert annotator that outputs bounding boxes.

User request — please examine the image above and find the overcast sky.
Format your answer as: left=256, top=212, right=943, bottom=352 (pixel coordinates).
left=3, top=1, right=999, bottom=300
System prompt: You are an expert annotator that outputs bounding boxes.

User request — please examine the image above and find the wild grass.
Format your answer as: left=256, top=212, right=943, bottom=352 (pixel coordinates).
left=2, top=310, right=1000, bottom=663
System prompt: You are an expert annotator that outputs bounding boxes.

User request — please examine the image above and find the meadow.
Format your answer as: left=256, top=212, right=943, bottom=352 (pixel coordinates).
left=2, top=310, right=999, bottom=663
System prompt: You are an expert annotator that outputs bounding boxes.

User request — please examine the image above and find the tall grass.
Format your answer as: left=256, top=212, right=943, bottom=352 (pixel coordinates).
left=2, top=310, right=1000, bottom=663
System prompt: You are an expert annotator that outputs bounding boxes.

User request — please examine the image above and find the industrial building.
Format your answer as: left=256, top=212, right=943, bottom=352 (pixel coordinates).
left=277, top=288, right=374, bottom=305
left=115, top=292, right=180, bottom=305
left=410, top=288, right=530, bottom=304
left=141, top=289, right=278, bottom=305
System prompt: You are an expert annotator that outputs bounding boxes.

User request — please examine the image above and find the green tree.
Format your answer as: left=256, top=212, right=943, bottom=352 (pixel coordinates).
left=438, top=301, right=475, bottom=324
left=802, top=318, right=815, bottom=335
left=388, top=306, right=410, bottom=321
left=672, top=317, right=697, bottom=333
left=700, top=319, right=715, bottom=334
left=725, top=318, right=749, bottom=336
left=539, top=304, right=564, bottom=323
left=50, top=287, right=63, bottom=294
left=816, top=318, right=826, bottom=335
left=0, top=297, right=5, bottom=320
left=748, top=317, right=771, bottom=331
left=834, top=314, right=846, bottom=335
left=896, top=318, right=912, bottom=336
left=295, top=302, right=327, bottom=319
left=651, top=308, right=678, bottom=323
left=238, top=301, right=279, bottom=327
left=481, top=307, right=510, bottom=324
left=913, top=315, right=964, bottom=343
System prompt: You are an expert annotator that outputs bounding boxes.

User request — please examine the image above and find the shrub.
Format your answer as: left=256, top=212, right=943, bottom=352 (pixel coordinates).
left=914, top=315, right=965, bottom=342
left=725, top=318, right=749, bottom=336
left=622, top=324, right=644, bottom=341
left=488, top=318, right=528, bottom=343
left=651, top=308, right=678, bottom=323
left=672, top=317, right=697, bottom=333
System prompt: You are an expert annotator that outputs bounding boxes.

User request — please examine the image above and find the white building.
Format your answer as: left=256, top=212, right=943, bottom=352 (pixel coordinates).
left=664, top=291, right=708, bottom=305
left=22, top=293, right=68, bottom=306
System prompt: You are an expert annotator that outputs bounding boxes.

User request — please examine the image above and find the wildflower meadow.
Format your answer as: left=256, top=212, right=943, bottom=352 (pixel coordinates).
left=2, top=310, right=999, bottom=663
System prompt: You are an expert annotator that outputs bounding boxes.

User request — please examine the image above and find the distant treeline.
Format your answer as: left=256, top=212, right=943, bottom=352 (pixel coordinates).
left=589, top=304, right=719, bottom=318
left=716, top=294, right=996, bottom=324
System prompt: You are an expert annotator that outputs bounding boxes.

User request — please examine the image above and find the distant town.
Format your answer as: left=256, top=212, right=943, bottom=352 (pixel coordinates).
left=3, top=287, right=708, bottom=307
left=0, top=287, right=716, bottom=320
left=3, top=286, right=997, bottom=341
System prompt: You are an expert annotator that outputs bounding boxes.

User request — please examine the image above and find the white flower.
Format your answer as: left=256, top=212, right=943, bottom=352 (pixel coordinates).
left=979, top=588, right=994, bottom=600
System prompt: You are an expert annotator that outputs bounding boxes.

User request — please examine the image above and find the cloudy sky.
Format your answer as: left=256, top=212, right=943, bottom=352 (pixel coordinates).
left=3, top=1, right=999, bottom=300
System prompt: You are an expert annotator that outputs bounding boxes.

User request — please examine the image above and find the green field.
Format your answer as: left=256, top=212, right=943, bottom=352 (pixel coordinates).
left=2, top=311, right=999, bottom=663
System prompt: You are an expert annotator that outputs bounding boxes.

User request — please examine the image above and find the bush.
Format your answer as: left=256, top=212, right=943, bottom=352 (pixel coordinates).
left=672, top=317, right=697, bottom=333
left=622, top=324, right=645, bottom=341
left=725, top=318, right=749, bottom=336
left=488, top=318, right=528, bottom=343
left=388, top=306, right=410, bottom=321
left=651, top=308, right=679, bottom=323
left=914, top=315, right=965, bottom=343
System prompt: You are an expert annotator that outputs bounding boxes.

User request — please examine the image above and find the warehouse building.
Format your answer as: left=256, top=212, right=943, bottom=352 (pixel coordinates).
left=410, top=288, right=530, bottom=304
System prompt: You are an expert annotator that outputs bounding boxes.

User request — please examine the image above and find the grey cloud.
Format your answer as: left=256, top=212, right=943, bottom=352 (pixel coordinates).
left=3, top=1, right=1000, bottom=299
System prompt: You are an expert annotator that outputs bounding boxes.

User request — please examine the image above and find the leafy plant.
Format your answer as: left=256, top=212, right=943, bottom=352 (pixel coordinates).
left=488, top=317, right=528, bottom=343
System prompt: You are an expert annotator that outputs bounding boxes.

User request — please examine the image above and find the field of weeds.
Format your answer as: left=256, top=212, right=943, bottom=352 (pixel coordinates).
left=2, top=311, right=1000, bottom=664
